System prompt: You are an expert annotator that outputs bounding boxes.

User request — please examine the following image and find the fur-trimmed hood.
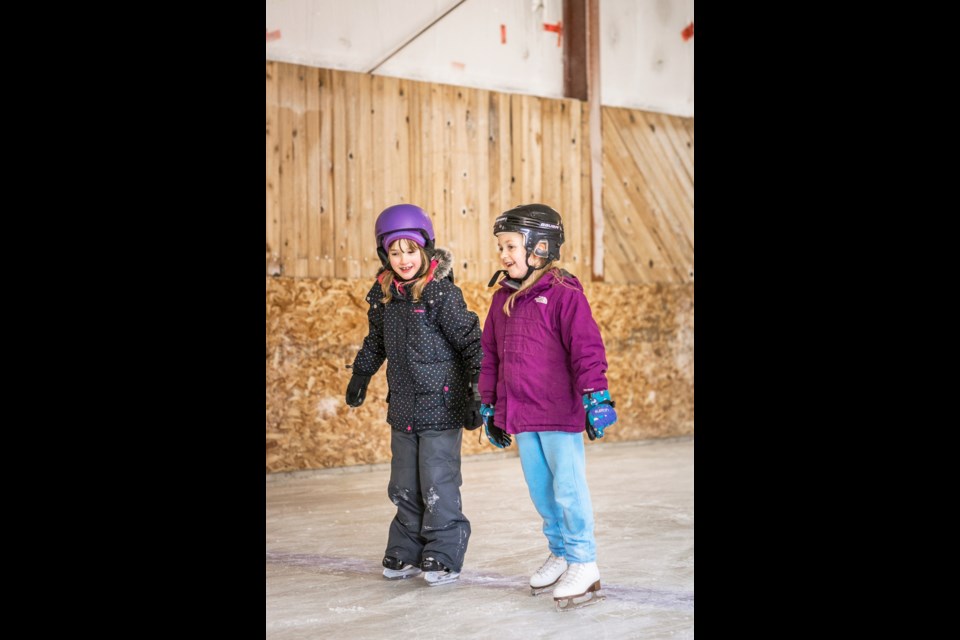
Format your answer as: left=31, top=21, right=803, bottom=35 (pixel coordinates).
left=431, top=246, right=454, bottom=282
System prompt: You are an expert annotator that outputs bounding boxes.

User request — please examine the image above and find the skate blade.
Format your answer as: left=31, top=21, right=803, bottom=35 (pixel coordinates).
left=383, top=568, right=422, bottom=580
left=531, top=579, right=560, bottom=596
left=555, top=591, right=605, bottom=612
left=554, top=580, right=604, bottom=611
left=424, top=571, right=460, bottom=586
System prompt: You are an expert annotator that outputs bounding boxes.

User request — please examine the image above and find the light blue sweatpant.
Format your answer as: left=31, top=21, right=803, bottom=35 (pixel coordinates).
left=515, top=431, right=596, bottom=563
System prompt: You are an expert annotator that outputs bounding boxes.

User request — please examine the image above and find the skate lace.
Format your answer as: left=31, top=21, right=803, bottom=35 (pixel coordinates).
left=536, top=555, right=565, bottom=578
left=563, top=563, right=586, bottom=582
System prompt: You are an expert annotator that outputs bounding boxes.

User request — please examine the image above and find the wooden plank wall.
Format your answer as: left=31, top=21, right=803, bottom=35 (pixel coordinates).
left=602, top=107, right=694, bottom=284
left=266, top=63, right=611, bottom=283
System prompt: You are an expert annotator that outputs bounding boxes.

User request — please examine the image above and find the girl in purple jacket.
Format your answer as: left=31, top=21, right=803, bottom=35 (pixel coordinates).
left=479, top=204, right=618, bottom=612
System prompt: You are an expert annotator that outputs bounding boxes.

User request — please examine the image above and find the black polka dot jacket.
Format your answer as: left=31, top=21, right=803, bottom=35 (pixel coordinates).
left=351, top=247, right=483, bottom=433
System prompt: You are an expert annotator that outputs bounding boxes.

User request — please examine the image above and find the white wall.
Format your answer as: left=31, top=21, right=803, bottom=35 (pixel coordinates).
left=266, top=0, right=693, bottom=117
left=601, top=0, right=693, bottom=116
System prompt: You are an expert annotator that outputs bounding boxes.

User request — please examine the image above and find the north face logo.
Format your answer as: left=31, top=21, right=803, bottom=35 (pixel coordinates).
left=535, top=296, right=548, bottom=304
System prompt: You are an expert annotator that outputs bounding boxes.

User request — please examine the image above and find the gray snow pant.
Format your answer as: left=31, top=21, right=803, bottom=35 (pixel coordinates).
left=385, top=428, right=470, bottom=572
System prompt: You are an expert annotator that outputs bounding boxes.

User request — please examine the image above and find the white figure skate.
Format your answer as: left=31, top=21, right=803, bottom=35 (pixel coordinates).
left=552, top=561, right=604, bottom=611
left=530, top=554, right=568, bottom=595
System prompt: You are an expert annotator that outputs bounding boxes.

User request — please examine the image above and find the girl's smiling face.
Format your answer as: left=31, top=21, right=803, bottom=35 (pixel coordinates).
left=388, top=238, right=423, bottom=280
left=497, top=231, right=541, bottom=279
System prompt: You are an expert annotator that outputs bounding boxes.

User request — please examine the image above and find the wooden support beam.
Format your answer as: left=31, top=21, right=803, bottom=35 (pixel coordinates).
left=564, top=0, right=602, bottom=279
left=587, top=0, right=603, bottom=280
left=563, top=0, right=588, bottom=101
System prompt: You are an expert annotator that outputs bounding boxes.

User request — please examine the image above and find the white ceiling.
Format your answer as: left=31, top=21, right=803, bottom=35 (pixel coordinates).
left=266, top=0, right=693, bottom=117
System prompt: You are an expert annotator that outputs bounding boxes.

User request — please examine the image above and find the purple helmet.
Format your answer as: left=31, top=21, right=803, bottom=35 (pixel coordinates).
left=375, top=204, right=436, bottom=265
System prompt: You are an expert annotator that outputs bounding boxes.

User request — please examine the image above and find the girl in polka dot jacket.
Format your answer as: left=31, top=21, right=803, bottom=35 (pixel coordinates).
left=479, top=204, right=618, bottom=611
left=345, top=204, right=484, bottom=587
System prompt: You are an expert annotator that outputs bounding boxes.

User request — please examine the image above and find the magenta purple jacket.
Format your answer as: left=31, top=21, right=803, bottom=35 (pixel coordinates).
left=479, top=269, right=609, bottom=434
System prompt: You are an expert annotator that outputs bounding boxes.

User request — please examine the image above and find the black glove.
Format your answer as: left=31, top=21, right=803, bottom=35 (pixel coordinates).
left=465, top=401, right=482, bottom=430
left=481, top=404, right=511, bottom=448
left=486, top=423, right=511, bottom=448
left=345, top=374, right=371, bottom=407
left=464, top=374, right=482, bottom=430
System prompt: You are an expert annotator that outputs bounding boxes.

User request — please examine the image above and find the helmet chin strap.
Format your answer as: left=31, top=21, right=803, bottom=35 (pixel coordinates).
left=487, top=251, right=548, bottom=289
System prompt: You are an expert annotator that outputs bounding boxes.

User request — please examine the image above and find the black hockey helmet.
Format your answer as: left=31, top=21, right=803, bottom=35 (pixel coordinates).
left=492, top=204, right=564, bottom=261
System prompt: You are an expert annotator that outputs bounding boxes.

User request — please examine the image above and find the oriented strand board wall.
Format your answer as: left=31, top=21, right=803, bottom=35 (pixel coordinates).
left=267, top=277, right=692, bottom=473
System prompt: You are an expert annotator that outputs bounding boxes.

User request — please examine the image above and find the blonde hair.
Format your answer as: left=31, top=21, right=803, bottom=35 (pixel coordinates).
left=502, top=261, right=563, bottom=316
left=380, top=238, right=431, bottom=303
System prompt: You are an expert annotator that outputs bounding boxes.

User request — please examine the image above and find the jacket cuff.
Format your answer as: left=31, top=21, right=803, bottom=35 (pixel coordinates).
left=582, top=389, right=611, bottom=410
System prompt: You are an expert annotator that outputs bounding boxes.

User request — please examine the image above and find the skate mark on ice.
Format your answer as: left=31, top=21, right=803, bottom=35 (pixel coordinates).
left=448, top=570, right=527, bottom=589
left=267, top=552, right=693, bottom=608
left=267, top=551, right=524, bottom=588
left=267, top=551, right=374, bottom=575
left=602, top=585, right=694, bottom=610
